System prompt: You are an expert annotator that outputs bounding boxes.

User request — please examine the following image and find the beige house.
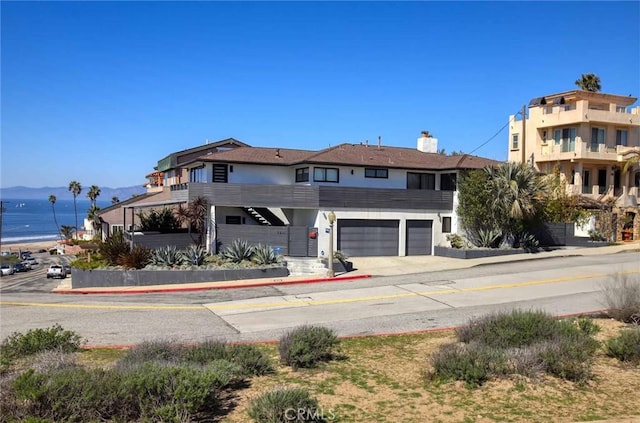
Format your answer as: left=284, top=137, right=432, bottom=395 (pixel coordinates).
left=508, top=89, right=640, bottom=240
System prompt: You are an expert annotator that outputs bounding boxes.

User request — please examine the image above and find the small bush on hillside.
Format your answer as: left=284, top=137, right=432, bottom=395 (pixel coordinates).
left=69, top=255, right=107, bottom=270
left=117, top=339, right=185, bottom=367
left=30, top=349, right=79, bottom=374
left=605, top=328, right=640, bottom=365
left=428, top=342, right=508, bottom=388
left=446, top=233, right=466, bottom=249
left=247, top=386, right=325, bottom=423
left=184, top=340, right=274, bottom=376
left=0, top=325, right=84, bottom=364
left=601, top=273, right=640, bottom=323
left=279, top=326, right=340, bottom=370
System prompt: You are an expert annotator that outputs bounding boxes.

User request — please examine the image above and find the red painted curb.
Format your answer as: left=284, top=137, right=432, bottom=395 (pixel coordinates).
left=53, top=274, right=372, bottom=295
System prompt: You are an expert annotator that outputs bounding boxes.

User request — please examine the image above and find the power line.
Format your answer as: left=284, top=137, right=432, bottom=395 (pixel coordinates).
left=469, top=111, right=521, bottom=155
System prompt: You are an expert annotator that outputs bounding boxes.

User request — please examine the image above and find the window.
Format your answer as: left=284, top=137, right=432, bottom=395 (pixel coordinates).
left=511, top=134, right=519, bottom=149
left=296, top=167, right=309, bottom=182
left=365, top=168, right=388, bottom=178
left=313, top=167, right=339, bottom=182
left=616, top=129, right=628, bottom=146
left=407, top=172, right=435, bottom=190
left=554, top=127, right=576, bottom=152
left=442, top=217, right=452, bottom=233
left=583, top=170, right=590, bottom=189
left=591, top=128, right=605, bottom=152
left=225, top=216, right=242, bottom=225
left=616, top=105, right=626, bottom=113
left=212, top=164, right=228, bottom=183
left=189, top=167, right=205, bottom=183
left=440, top=173, right=457, bottom=191
left=635, top=172, right=640, bottom=188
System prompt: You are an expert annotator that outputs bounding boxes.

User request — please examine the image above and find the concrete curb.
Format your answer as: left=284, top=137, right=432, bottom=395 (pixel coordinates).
left=52, top=273, right=372, bottom=295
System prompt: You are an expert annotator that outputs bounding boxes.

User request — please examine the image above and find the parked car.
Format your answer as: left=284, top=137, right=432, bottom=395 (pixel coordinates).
left=21, top=261, right=32, bottom=270
left=24, top=257, right=38, bottom=265
left=63, top=265, right=72, bottom=275
left=1, top=264, right=14, bottom=276
left=13, top=263, right=27, bottom=273
left=20, top=251, right=33, bottom=260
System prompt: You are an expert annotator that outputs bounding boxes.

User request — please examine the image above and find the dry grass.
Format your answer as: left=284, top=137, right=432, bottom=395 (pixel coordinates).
left=222, top=319, right=640, bottom=423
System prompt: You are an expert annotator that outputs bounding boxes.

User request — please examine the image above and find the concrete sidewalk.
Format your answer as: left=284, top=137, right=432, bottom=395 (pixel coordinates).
left=53, top=242, right=639, bottom=295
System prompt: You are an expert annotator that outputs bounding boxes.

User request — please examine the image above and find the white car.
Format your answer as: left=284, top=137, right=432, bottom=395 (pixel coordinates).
left=24, top=257, right=38, bottom=265
left=0, top=264, right=14, bottom=276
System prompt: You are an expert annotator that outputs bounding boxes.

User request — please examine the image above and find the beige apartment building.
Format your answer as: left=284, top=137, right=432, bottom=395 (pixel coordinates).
left=508, top=89, right=640, bottom=241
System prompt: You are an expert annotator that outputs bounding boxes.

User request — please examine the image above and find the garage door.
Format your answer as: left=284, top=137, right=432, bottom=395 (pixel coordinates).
left=406, top=220, right=433, bottom=256
left=337, top=219, right=399, bottom=257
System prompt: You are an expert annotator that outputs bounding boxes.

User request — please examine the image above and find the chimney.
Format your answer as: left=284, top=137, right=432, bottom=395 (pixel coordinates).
left=275, top=148, right=281, bottom=158
left=417, top=131, right=438, bottom=153
left=377, top=136, right=381, bottom=149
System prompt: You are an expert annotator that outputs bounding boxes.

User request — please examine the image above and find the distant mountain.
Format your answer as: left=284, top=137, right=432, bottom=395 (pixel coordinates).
left=0, top=185, right=147, bottom=201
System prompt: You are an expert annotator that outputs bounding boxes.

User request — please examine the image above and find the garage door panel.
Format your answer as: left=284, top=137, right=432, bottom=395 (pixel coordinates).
left=406, top=220, right=432, bottom=256
left=337, top=219, right=399, bottom=257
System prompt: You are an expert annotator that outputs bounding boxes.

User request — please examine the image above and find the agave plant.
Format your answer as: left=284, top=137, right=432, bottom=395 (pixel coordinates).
left=469, top=228, right=502, bottom=248
left=182, top=244, right=208, bottom=266
left=221, top=239, right=255, bottom=263
left=150, top=245, right=184, bottom=267
left=252, top=244, right=281, bottom=265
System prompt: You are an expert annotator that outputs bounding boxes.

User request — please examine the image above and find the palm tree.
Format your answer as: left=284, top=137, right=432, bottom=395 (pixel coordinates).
left=485, top=162, right=546, bottom=237
left=68, top=181, right=82, bottom=239
left=175, top=196, right=208, bottom=246
left=574, top=73, right=601, bottom=92
left=87, top=205, right=102, bottom=240
left=48, top=194, right=62, bottom=241
left=622, top=149, right=640, bottom=174
left=111, top=196, right=120, bottom=205
left=86, top=185, right=101, bottom=208
left=60, top=225, right=75, bottom=242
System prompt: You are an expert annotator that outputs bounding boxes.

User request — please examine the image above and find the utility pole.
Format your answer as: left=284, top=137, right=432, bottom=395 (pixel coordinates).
left=521, top=104, right=527, bottom=164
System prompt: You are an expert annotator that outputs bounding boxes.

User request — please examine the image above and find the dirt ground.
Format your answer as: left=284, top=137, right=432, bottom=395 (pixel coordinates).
left=222, top=319, right=640, bottom=423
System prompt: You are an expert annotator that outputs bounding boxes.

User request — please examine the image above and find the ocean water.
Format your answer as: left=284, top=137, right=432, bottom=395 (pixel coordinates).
left=0, top=198, right=111, bottom=245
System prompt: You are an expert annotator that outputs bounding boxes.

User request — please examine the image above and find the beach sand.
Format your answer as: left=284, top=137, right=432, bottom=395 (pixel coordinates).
left=1, top=240, right=60, bottom=254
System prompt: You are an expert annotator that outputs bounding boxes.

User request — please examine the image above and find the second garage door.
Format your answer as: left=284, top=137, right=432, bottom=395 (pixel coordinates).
left=406, top=220, right=433, bottom=256
left=337, top=219, right=399, bottom=257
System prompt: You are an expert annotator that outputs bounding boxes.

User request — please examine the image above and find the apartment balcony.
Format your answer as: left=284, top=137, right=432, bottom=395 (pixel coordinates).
left=539, top=141, right=631, bottom=163
left=533, top=106, right=639, bottom=129
left=168, top=182, right=454, bottom=211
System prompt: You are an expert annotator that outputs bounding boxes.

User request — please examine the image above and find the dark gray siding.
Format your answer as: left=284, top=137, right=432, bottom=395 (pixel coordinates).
left=337, top=219, right=399, bottom=257
left=216, top=225, right=317, bottom=257
left=405, top=220, right=433, bottom=256
left=175, top=183, right=454, bottom=211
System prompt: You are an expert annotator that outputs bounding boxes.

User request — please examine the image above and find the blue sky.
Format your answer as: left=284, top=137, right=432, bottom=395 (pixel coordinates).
left=2, top=1, right=639, bottom=189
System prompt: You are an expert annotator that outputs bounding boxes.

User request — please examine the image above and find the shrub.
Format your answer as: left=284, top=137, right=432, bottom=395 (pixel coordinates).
left=247, top=386, right=325, bottom=423
left=137, top=207, right=181, bottom=232
left=182, top=244, right=208, bottom=266
left=536, top=335, right=599, bottom=382
left=446, top=233, right=465, bottom=249
left=119, top=245, right=151, bottom=269
left=252, top=244, right=282, bottom=266
left=279, top=326, right=340, bottom=370
left=117, top=340, right=185, bottom=367
left=0, top=325, right=84, bottom=364
left=588, top=228, right=607, bottom=241
left=514, top=232, right=540, bottom=250
left=69, top=255, right=107, bottom=270
left=30, top=349, right=79, bottom=374
left=150, top=245, right=184, bottom=268
left=183, top=340, right=274, bottom=377
left=467, top=228, right=502, bottom=248
left=605, top=328, right=640, bottom=365
left=601, top=273, right=640, bottom=323
left=428, top=342, right=507, bottom=388
left=456, top=310, right=561, bottom=348
left=99, top=231, right=130, bottom=266
left=221, top=239, right=255, bottom=263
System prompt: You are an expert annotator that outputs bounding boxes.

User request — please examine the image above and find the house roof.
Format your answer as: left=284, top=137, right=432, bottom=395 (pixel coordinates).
left=184, top=143, right=502, bottom=171
left=157, top=138, right=250, bottom=172
left=97, top=192, right=161, bottom=216
left=529, top=90, right=638, bottom=108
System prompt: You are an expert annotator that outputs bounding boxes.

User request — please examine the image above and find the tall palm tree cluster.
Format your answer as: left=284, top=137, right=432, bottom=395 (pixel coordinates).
left=49, top=181, right=103, bottom=242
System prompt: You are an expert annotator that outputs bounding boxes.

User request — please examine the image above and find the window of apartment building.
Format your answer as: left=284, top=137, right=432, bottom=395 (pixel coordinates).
left=563, top=103, right=575, bottom=111
left=313, top=167, right=339, bottom=183
left=407, top=172, right=435, bottom=190
left=635, top=172, right=640, bottom=188
left=225, top=216, right=243, bottom=225
left=189, top=166, right=205, bottom=183
left=440, top=173, right=457, bottom=191
left=511, top=134, right=519, bottom=150
left=212, top=164, right=228, bottom=183
left=591, top=128, right=605, bottom=151
left=442, top=217, right=452, bottom=233
left=296, top=167, right=309, bottom=182
left=543, top=106, right=553, bottom=115
left=365, top=168, right=388, bottom=178
left=616, top=129, right=628, bottom=146
left=583, top=170, right=590, bottom=193
left=616, top=105, right=627, bottom=113
left=554, top=127, right=576, bottom=152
